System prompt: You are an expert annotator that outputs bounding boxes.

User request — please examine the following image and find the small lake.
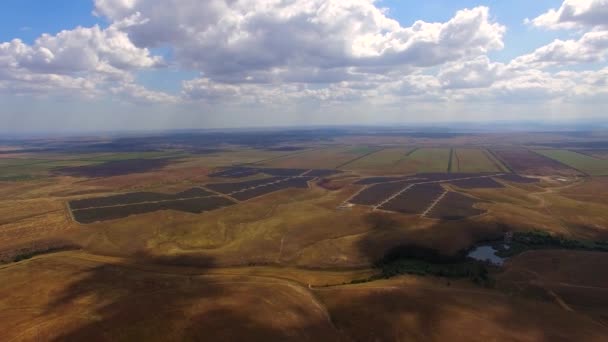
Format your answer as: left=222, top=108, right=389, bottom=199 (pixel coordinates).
left=467, top=245, right=505, bottom=266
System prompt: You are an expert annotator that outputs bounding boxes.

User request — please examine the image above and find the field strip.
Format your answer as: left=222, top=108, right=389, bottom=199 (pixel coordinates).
left=487, top=149, right=514, bottom=173
left=70, top=194, right=225, bottom=211
left=334, top=147, right=386, bottom=169
left=246, top=146, right=330, bottom=166
left=527, top=148, right=588, bottom=176
left=483, top=149, right=508, bottom=173
left=447, top=148, right=454, bottom=173
left=299, top=169, right=314, bottom=176
left=373, top=184, right=415, bottom=210
left=421, top=190, right=449, bottom=217
left=405, top=148, right=419, bottom=156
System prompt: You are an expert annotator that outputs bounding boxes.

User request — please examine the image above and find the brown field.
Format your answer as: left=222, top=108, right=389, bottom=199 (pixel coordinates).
left=258, top=146, right=374, bottom=169
left=3, top=132, right=608, bottom=340
left=492, top=149, right=581, bottom=176
left=451, top=148, right=507, bottom=173
left=1, top=252, right=606, bottom=341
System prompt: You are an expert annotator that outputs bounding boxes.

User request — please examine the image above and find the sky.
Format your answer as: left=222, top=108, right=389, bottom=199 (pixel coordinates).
left=1, top=0, right=607, bottom=132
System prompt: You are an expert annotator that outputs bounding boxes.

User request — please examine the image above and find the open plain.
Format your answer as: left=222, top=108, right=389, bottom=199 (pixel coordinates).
left=2, top=129, right=608, bottom=341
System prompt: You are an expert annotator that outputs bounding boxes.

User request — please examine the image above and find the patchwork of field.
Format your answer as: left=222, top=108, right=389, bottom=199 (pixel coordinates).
left=341, top=147, right=413, bottom=173
left=393, top=148, right=451, bottom=174
left=209, top=166, right=340, bottom=178
left=534, top=149, right=608, bottom=176
left=491, top=148, right=580, bottom=176
left=0, top=151, right=193, bottom=181
left=579, top=149, right=608, bottom=160
left=5, top=132, right=608, bottom=341
left=257, top=146, right=379, bottom=169
left=450, top=148, right=507, bottom=173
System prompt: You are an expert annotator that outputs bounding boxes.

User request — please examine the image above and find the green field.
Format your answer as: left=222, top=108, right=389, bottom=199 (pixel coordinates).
left=451, top=148, right=507, bottom=173
left=397, top=147, right=451, bottom=174
left=0, top=158, right=102, bottom=180
left=258, top=146, right=378, bottom=169
left=0, top=151, right=192, bottom=181
left=534, top=150, right=608, bottom=176
left=342, top=148, right=412, bottom=172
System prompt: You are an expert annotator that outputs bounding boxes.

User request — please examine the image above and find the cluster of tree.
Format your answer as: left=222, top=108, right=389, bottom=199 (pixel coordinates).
left=499, top=231, right=608, bottom=257
left=367, top=244, right=493, bottom=287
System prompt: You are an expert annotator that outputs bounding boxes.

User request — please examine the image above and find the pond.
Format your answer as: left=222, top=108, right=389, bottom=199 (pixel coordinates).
left=467, top=245, right=505, bottom=266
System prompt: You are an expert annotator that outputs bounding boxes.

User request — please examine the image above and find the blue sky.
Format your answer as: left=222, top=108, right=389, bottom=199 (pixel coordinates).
left=1, top=0, right=607, bottom=132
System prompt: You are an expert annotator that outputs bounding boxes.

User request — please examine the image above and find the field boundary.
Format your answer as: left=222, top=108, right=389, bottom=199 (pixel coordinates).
left=334, top=147, right=386, bottom=169
left=447, top=148, right=454, bottom=173
left=405, top=148, right=419, bottom=156
left=246, top=146, right=328, bottom=166
left=527, top=148, right=589, bottom=176
left=483, top=149, right=509, bottom=173
left=487, top=149, right=515, bottom=173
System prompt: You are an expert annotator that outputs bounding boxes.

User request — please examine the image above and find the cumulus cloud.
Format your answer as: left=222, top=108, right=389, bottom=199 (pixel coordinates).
left=3, top=0, right=608, bottom=122
left=528, top=0, right=608, bottom=30
left=94, top=1, right=505, bottom=82
left=0, top=13, right=170, bottom=101
left=510, top=30, right=608, bottom=68
left=438, top=56, right=503, bottom=89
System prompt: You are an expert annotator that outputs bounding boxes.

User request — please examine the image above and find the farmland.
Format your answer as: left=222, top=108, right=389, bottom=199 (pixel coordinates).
left=341, top=147, right=413, bottom=173
left=257, top=146, right=377, bottom=169
left=2, top=128, right=608, bottom=340
left=491, top=148, right=580, bottom=176
left=396, top=148, right=451, bottom=174
left=534, top=149, right=608, bottom=176
left=451, top=148, right=507, bottom=173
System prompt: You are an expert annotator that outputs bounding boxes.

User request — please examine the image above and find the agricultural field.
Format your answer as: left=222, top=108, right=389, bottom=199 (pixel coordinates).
left=450, top=148, right=507, bottom=173
left=2, top=129, right=608, bottom=340
left=579, top=149, right=608, bottom=160
left=395, top=148, right=451, bottom=174
left=341, top=147, right=413, bottom=173
left=534, top=149, right=608, bottom=176
left=257, top=146, right=379, bottom=169
left=491, top=148, right=581, bottom=176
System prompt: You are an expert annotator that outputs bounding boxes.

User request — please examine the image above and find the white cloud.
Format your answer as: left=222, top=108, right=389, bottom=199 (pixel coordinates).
left=438, top=56, right=503, bottom=89
left=510, top=30, right=608, bottom=68
left=3, top=0, right=608, bottom=124
left=0, top=14, right=173, bottom=102
left=528, top=0, right=608, bottom=30
left=94, top=1, right=505, bottom=82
